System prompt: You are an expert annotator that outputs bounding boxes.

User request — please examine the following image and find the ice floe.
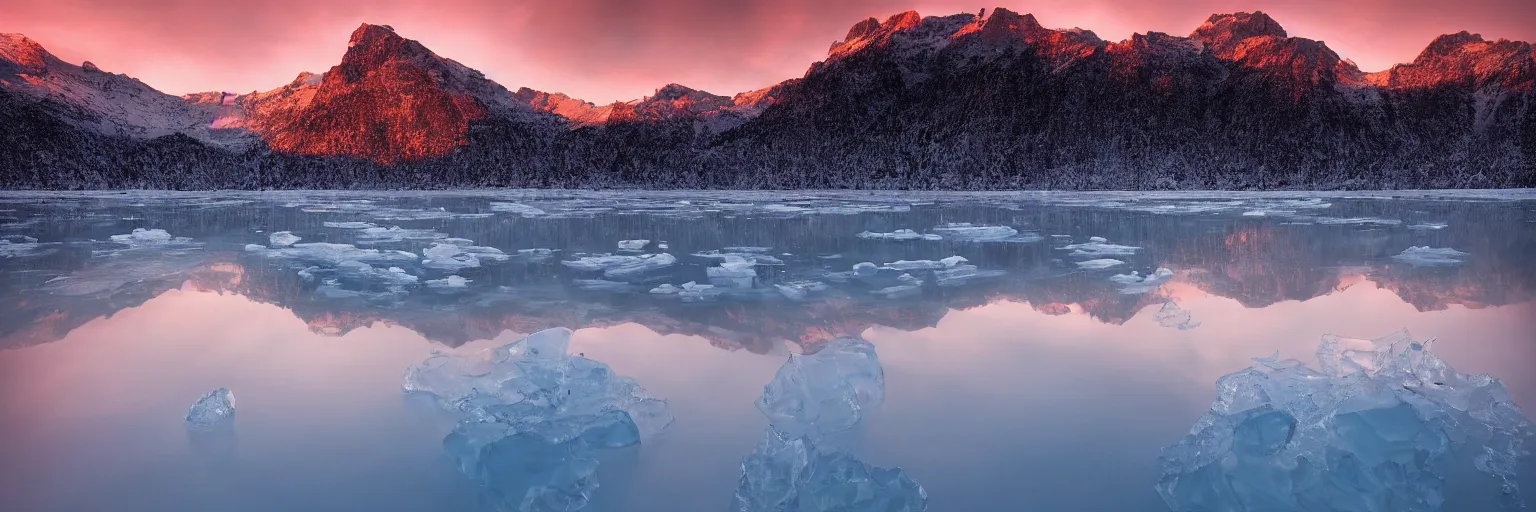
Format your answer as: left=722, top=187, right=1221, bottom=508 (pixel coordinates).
left=109, top=228, right=191, bottom=247
left=562, top=253, right=677, bottom=281
left=871, top=273, right=924, bottom=299
left=425, top=275, right=471, bottom=289
left=1060, top=238, right=1140, bottom=257
left=489, top=202, right=547, bottom=216
left=1110, top=268, right=1174, bottom=294
left=268, top=231, right=301, bottom=247
left=1157, top=330, right=1532, bottom=511
left=617, top=239, right=650, bottom=251
left=1390, top=246, right=1468, bottom=267
left=707, top=255, right=759, bottom=288
left=775, top=280, right=829, bottom=301
left=930, top=223, right=1040, bottom=242
left=857, top=229, right=941, bottom=241
left=1408, top=222, right=1449, bottom=230
left=1076, top=259, right=1126, bottom=270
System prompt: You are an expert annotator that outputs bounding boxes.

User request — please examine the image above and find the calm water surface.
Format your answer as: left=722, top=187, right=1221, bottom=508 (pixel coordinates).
left=0, top=190, right=1533, bottom=512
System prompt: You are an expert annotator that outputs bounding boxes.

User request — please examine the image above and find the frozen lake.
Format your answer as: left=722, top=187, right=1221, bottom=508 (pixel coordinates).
left=0, top=190, right=1533, bottom=512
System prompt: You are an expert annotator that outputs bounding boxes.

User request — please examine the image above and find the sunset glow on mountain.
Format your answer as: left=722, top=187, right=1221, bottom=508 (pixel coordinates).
left=7, top=0, right=1534, bottom=103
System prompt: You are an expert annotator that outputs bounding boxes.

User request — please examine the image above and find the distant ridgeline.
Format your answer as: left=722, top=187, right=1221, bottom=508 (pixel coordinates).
left=2, top=10, right=1533, bottom=190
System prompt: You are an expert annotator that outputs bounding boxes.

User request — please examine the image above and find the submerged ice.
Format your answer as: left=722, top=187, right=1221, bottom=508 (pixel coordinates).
left=185, top=388, right=235, bottom=431
left=733, top=337, right=927, bottom=512
left=1157, top=330, right=1533, bottom=512
left=404, top=328, right=673, bottom=511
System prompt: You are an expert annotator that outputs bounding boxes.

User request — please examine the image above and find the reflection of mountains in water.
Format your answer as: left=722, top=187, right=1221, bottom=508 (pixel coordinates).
left=1, top=197, right=1531, bottom=351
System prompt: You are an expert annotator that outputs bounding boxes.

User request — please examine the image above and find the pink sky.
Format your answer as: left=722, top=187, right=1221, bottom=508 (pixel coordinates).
left=6, top=0, right=1534, bottom=103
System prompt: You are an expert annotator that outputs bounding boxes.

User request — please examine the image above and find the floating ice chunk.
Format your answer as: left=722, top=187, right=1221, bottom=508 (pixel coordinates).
left=1156, top=330, right=1533, bottom=512
left=517, top=248, right=558, bottom=261
left=268, top=231, right=301, bottom=247
left=1390, top=246, right=1468, bottom=267
left=563, top=253, right=677, bottom=281
left=881, top=260, right=945, bottom=271
left=649, top=284, right=680, bottom=294
left=757, top=337, right=885, bottom=439
left=933, top=265, right=1006, bottom=287
left=109, top=228, right=189, bottom=247
left=678, top=281, right=721, bottom=302
left=708, top=255, right=759, bottom=288
left=355, top=225, right=448, bottom=243
left=1089, top=236, right=1107, bottom=242
left=185, top=388, right=235, bottom=431
left=251, top=242, right=418, bottom=265
left=732, top=431, right=929, bottom=512
left=1111, top=268, right=1175, bottom=294
left=871, top=274, right=923, bottom=298
left=775, top=280, right=829, bottom=301
left=657, top=242, right=669, bottom=250
left=409, top=328, right=673, bottom=512
left=1077, top=259, right=1126, bottom=270
left=573, top=279, right=636, bottom=292
left=931, top=223, right=1018, bottom=241
left=857, top=229, right=941, bottom=241
left=724, top=246, right=772, bottom=253
left=1153, top=302, right=1200, bottom=330
left=489, top=202, right=546, bottom=216
left=0, top=238, right=45, bottom=258
left=617, top=239, right=650, bottom=251
left=1409, top=222, right=1449, bottom=230
left=696, top=250, right=784, bottom=266
left=1061, top=239, right=1140, bottom=257
left=853, top=262, right=878, bottom=276
left=423, top=242, right=481, bottom=270
left=426, top=275, right=471, bottom=289
left=322, top=221, right=377, bottom=229
left=1316, top=217, right=1403, bottom=226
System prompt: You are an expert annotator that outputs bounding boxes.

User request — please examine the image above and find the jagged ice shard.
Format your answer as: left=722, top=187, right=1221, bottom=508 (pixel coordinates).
left=1156, top=330, right=1533, bottom=512
left=733, top=337, right=928, bottom=512
left=403, top=328, right=673, bottom=511
left=185, top=388, right=236, bottom=431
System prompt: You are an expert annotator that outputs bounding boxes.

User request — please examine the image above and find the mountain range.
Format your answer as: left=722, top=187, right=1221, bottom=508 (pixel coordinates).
left=2, top=8, right=1533, bottom=190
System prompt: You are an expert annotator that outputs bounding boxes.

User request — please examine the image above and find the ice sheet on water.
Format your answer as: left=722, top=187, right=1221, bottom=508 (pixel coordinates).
left=425, top=275, right=470, bottom=289
left=421, top=242, right=509, bottom=270
left=616, top=239, right=649, bottom=251
left=185, top=388, right=235, bottom=431
left=734, top=336, right=927, bottom=512
left=490, top=202, right=547, bottom=217
left=775, top=280, right=829, bottom=301
left=1391, top=246, right=1469, bottom=267
left=1077, top=259, right=1126, bottom=270
left=1153, top=302, right=1201, bottom=330
left=872, top=273, right=923, bottom=299
left=708, top=255, right=759, bottom=288
left=354, top=225, right=450, bottom=244
left=857, top=229, right=941, bottom=241
left=933, top=264, right=1006, bottom=287
left=1111, top=268, right=1174, bottom=294
left=695, top=250, right=784, bottom=266
left=927, top=221, right=1026, bottom=241
left=1157, top=330, right=1533, bottom=512
left=1060, top=238, right=1140, bottom=257
left=323, top=221, right=377, bottom=229
left=1315, top=216, right=1403, bottom=226
left=268, top=231, right=301, bottom=247
left=405, top=328, right=672, bottom=511
left=0, top=236, right=46, bottom=258
left=247, top=242, right=418, bottom=266
left=109, top=228, right=192, bottom=247
left=562, top=253, right=677, bottom=281
left=573, top=279, right=637, bottom=292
